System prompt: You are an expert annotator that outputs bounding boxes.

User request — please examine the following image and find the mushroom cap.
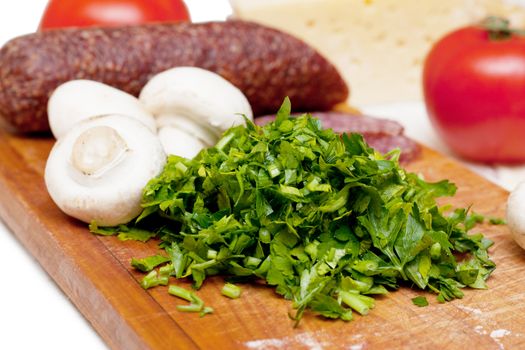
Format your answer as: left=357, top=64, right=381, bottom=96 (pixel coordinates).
left=507, top=182, right=525, bottom=250
left=48, top=80, right=157, bottom=139
left=45, top=114, right=166, bottom=226
left=139, top=67, right=253, bottom=138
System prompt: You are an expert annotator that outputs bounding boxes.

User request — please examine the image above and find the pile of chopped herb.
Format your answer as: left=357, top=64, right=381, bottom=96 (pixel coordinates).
left=93, top=98, right=496, bottom=323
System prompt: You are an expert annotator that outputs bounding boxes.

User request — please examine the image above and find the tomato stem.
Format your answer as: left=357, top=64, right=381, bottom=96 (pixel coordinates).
left=482, top=16, right=525, bottom=40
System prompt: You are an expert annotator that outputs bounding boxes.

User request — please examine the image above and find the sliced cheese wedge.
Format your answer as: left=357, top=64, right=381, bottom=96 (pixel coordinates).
left=231, top=0, right=525, bottom=106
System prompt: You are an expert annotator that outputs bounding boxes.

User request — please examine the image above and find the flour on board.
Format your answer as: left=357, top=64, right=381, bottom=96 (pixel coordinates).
left=457, top=305, right=483, bottom=316
left=244, top=332, right=327, bottom=350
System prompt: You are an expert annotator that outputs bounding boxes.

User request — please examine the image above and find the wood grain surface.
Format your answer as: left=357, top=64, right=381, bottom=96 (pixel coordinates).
left=0, top=128, right=524, bottom=350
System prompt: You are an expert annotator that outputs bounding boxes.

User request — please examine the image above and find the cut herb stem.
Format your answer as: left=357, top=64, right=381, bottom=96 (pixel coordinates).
left=168, top=285, right=202, bottom=304
left=177, top=303, right=203, bottom=313
left=339, top=291, right=375, bottom=316
left=140, top=270, right=168, bottom=289
left=222, top=283, right=242, bottom=299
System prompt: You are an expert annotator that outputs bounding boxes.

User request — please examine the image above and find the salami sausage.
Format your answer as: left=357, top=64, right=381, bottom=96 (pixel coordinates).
left=0, top=21, right=348, bottom=133
left=256, top=111, right=421, bottom=162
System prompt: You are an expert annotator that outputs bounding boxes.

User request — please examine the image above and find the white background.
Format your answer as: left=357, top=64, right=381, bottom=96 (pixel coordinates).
left=0, top=1, right=524, bottom=349
left=0, top=1, right=231, bottom=349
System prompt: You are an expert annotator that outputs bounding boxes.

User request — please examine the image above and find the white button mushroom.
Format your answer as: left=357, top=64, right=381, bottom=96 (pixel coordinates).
left=48, top=80, right=157, bottom=139
left=45, top=114, right=166, bottom=226
left=139, top=67, right=253, bottom=157
left=506, top=181, right=525, bottom=250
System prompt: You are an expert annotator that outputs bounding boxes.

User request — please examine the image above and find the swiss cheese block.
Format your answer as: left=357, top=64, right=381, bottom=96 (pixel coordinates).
left=231, top=0, right=525, bottom=106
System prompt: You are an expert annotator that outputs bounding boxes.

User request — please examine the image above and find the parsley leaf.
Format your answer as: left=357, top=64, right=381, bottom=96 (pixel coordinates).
left=412, top=296, right=429, bottom=307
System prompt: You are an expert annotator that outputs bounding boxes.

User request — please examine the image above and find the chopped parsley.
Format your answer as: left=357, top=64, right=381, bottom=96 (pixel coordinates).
left=131, top=255, right=170, bottom=272
left=489, top=217, right=506, bottom=225
left=168, top=285, right=214, bottom=317
left=412, top=296, right=429, bottom=307
left=99, top=98, right=496, bottom=324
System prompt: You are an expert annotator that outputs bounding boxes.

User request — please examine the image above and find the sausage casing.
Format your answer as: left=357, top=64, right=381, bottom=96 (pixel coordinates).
left=0, top=21, right=349, bottom=133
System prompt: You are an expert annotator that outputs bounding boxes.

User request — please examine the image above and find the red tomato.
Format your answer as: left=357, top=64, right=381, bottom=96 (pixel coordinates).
left=423, top=18, right=525, bottom=163
left=39, top=0, right=190, bottom=30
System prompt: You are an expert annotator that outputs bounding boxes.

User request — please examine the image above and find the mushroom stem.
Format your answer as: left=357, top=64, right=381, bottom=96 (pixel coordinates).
left=156, top=114, right=217, bottom=148
left=71, top=125, right=128, bottom=177
left=157, top=126, right=208, bottom=159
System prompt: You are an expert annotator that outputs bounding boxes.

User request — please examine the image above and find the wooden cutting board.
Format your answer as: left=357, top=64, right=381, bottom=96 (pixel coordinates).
left=0, top=127, right=524, bottom=350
